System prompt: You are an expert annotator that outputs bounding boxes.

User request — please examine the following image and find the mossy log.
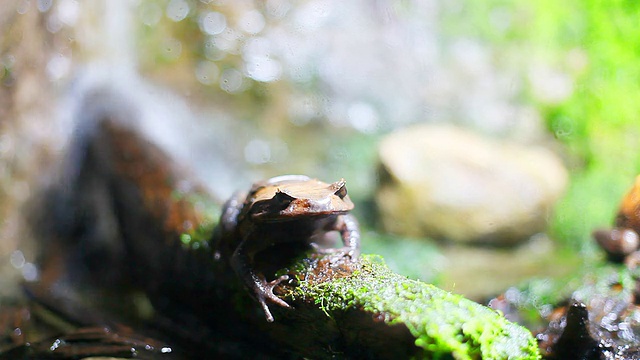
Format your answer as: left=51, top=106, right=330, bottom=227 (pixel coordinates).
left=271, top=253, right=540, bottom=359
left=30, top=112, right=540, bottom=359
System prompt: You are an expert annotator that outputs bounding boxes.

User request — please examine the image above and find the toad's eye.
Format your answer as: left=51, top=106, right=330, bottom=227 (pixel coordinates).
left=333, top=182, right=347, bottom=199
left=274, top=189, right=295, bottom=209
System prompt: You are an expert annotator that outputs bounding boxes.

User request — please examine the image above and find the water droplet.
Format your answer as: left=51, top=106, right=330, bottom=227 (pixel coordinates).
left=244, top=138, right=271, bottom=164
left=212, top=28, right=242, bottom=54
left=242, top=37, right=281, bottom=82
left=182, top=220, right=193, bottom=231
left=46, top=13, right=63, bottom=33
left=245, top=58, right=282, bottom=82
left=195, top=61, right=219, bottom=85
left=57, top=0, right=79, bottom=26
left=37, top=0, right=53, bottom=13
left=347, top=102, right=379, bottom=133
left=22, top=263, right=39, bottom=282
left=239, top=10, right=265, bottom=35
left=219, top=68, right=243, bottom=93
left=46, top=53, right=71, bottom=81
left=199, top=11, right=226, bottom=35
left=180, top=234, right=191, bottom=245
left=139, top=1, right=162, bottom=26
left=551, top=116, right=574, bottom=139
left=204, top=39, right=226, bottom=61
left=10, top=250, right=25, bottom=269
left=16, top=0, right=30, bottom=15
left=166, top=0, right=189, bottom=22
left=50, top=338, right=61, bottom=351
left=266, top=0, right=291, bottom=19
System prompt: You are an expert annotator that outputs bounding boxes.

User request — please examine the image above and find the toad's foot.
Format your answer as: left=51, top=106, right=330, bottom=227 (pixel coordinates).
left=255, top=274, right=291, bottom=322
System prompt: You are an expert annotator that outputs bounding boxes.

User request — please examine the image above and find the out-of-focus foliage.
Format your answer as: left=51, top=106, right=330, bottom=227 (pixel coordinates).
left=443, top=0, right=640, bottom=255
left=132, top=0, right=559, bottom=199
left=135, top=0, right=382, bottom=188
left=534, top=1, right=640, bottom=254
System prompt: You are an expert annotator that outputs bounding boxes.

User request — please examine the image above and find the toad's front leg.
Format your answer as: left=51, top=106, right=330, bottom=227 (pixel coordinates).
left=337, top=213, right=360, bottom=258
left=231, top=239, right=291, bottom=322
left=315, top=214, right=360, bottom=259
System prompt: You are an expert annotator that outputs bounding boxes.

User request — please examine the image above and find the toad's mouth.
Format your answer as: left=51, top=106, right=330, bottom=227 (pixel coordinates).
left=251, top=210, right=349, bottom=222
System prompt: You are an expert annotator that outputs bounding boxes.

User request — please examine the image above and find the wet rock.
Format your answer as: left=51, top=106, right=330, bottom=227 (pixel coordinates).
left=593, top=227, right=640, bottom=263
left=375, top=124, right=568, bottom=245
left=490, top=262, right=640, bottom=360
left=540, top=302, right=600, bottom=360
left=593, top=176, right=640, bottom=264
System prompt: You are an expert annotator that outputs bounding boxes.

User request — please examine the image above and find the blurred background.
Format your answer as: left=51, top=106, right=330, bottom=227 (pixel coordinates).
left=1, top=0, right=639, bottom=301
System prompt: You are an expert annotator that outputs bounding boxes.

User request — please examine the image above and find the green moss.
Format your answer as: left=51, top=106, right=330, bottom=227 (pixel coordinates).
left=291, top=255, right=540, bottom=360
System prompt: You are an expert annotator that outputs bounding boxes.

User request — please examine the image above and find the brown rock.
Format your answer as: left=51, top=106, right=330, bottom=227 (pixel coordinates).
left=376, top=124, right=567, bottom=245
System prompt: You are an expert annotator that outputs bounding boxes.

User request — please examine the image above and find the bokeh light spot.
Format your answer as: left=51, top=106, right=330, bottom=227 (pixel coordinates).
left=57, top=0, right=80, bottom=26
left=199, top=11, right=226, bottom=35
left=46, top=54, right=71, bottom=81
left=195, top=61, right=220, bottom=85
left=139, top=1, right=163, bottom=26
left=10, top=250, right=25, bottom=269
left=22, top=263, right=39, bottom=282
left=239, top=10, right=265, bottom=35
left=219, top=68, right=244, bottom=93
left=37, top=0, right=53, bottom=13
left=244, top=138, right=271, bottom=164
left=166, top=0, right=190, bottom=22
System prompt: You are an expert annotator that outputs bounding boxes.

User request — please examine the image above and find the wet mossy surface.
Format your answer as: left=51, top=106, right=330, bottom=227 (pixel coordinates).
left=276, top=254, right=541, bottom=359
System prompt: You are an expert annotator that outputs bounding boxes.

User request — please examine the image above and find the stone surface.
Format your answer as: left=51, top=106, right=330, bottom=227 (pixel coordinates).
left=375, top=124, right=568, bottom=245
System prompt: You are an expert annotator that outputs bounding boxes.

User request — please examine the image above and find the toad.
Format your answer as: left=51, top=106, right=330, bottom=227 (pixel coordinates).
left=215, top=175, right=360, bottom=322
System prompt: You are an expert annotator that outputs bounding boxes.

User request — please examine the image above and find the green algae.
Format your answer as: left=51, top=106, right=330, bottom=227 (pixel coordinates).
left=290, top=255, right=541, bottom=360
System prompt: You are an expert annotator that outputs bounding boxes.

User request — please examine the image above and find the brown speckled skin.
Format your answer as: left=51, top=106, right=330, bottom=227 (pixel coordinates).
left=215, top=175, right=360, bottom=322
